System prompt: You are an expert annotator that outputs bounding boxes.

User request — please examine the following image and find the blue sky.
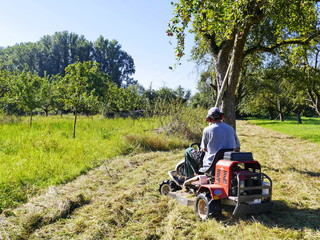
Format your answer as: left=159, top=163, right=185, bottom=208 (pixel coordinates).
left=0, top=0, right=200, bottom=94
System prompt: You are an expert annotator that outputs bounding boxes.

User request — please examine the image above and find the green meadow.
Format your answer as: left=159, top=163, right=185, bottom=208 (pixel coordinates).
left=0, top=114, right=195, bottom=211
left=1, top=119, right=319, bottom=239
left=1, top=114, right=320, bottom=213
left=247, top=117, right=320, bottom=145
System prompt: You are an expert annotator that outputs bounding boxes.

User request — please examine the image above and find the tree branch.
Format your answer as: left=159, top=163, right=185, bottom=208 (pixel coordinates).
left=244, top=30, right=320, bottom=56
left=203, top=33, right=220, bottom=55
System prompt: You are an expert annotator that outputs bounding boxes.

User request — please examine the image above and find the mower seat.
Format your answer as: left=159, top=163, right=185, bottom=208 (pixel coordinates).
left=201, top=148, right=234, bottom=176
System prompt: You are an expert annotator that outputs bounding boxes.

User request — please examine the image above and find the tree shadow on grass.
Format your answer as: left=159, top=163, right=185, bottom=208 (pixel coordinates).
left=264, top=166, right=320, bottom=177
left=222, top=200, right=320, bottom=231
left=289, top=167, right=320, bottom=177
left=259, top=200, right=319, bottom=231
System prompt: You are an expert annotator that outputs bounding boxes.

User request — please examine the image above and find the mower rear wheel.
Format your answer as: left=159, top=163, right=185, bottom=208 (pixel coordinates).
left=195, top=193, right=222, bottom=220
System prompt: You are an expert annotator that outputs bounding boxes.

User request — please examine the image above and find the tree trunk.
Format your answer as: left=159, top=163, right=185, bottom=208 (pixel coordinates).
left=315, top=96, right=320, bottom=117
left=221, top=91, right=236, bottom=128
left=215, top=33, right=247, bottom=129
left=279, top=112, right=284, bottom=122
left=29, top=112, right=33, bottom=128
left=307, top=90, right=320, bottom=117
left=296, top=113, right=302, bottom=124
left=267, top=108, right=274, bottom=120
left=277, top=98, right=284, bottom=122
left=73, top=111, right=77, bottom=139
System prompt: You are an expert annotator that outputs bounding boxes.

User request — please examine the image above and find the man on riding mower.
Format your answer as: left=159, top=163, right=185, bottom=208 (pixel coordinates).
left=184, top=107, right=241, bottom=178
left=199, top=107, right=240, bottom=173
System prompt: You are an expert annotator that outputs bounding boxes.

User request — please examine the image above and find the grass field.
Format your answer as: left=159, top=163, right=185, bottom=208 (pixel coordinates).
left=247, top=117, right=320, bottom=144
left=0, top=116, right=319, bottom=239
left=0, top=114, right=197, bottom=212
left=0, top=120, right=319, bottom=239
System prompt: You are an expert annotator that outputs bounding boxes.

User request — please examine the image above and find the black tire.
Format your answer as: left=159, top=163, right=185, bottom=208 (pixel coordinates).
left=169, top=180, right=182, bottom=191
left=195, top=193, right=222, bottom=220
left=159, top=180, right=172, bottom=196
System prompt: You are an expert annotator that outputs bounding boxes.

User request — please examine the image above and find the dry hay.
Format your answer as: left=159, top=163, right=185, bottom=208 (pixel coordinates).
left=0, top=151, right=182, bottom=239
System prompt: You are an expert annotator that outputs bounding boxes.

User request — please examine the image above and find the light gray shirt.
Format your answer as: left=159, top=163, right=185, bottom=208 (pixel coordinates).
left=200, top=122, right=240, bottom=172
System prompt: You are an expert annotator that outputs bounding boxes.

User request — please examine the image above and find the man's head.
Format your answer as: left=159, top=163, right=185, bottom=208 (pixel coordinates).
left=206, top=107, right=224, bottom=122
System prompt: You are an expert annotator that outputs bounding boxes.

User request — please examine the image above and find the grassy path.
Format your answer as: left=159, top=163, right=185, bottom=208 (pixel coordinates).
left=0, top=121, right=319, bottom=239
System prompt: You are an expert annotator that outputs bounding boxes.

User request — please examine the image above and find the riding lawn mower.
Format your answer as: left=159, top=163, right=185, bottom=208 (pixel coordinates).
left=158, top=143, right=273, bottom=220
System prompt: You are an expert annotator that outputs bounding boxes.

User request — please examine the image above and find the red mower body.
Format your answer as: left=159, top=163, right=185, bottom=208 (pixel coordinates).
left=159, top=150, right=273, bottom=219
left=198, top=159, right=262, bottom=198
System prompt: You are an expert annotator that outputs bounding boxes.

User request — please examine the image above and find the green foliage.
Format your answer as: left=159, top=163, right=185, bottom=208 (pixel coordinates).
left=286, top=44, right=320, bottom=116
left=8, top=71, right=42, bottom=112
left=0, top=69, right=13, bottom=104
left=105, top=84, right=146, bottom=113
left=61, top=64, right=99, bottom=113
left=190, top=78, right=215, bottom=108
left=170, top=0, right=318, bottom=58
left=237, top=46, right=319, bottom=119
left=0, top=60, right=195, bottom=121
left=93, top=36, right=136, bottom=87
left=60, top=61, right=104, bottom=137
left=169, top=0, right=320, bottom=127
left=0, top=31, right=136, bottom=87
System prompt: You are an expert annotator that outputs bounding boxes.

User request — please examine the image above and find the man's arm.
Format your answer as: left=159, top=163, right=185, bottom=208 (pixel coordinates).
left=234, top=132, right=240, bottom=152
left=200, top=129, right=208, bottom=152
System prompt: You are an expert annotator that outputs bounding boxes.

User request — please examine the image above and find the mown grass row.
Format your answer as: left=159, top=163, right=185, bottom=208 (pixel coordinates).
left=0, top=111, right=205, bottom=212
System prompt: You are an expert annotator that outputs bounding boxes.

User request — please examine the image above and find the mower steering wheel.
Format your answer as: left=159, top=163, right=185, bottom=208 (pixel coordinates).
left=189, top=142, right=201, bottom=150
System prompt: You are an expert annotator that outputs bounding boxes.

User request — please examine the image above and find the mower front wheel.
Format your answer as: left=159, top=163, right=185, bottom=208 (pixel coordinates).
left=195, top=193, right=222, bottom=220
left=159, top=180, right=173, bottom=196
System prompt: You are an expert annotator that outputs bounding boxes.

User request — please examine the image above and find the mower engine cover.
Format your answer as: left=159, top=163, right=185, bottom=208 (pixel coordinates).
left=223, top=152, right=253, bottom=161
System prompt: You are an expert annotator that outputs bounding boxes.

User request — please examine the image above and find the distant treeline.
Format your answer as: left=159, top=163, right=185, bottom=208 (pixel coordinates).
left=0, top=61, right=191, bottom=122
left=0, top=31, right=196, bottom=123
left=0, top=31, right=136, bottom=88
left=1, top=32, right=319, bottom=124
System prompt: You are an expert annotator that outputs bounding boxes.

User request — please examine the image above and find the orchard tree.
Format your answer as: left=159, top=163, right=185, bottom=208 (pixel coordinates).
left=190, top=81, right=215, bottom=109
left=105, top=85, right=146, bottom=113
left=288, top=44, right=320, bottom=116
left=8, top=71, right=43, bottom=127
left=61, top=61, right=100, bottom=138
left=242, top=65, right=291, bottom=121
left=37, top=75, right=60, bottom=116
left=169, top=0, right=320, bottom=128
left=0, top=69, right=12, bottom=109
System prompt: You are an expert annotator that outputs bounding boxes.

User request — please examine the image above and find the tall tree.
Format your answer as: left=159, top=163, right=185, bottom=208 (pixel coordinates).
left=38, top=31, right=92, bottom=76
left=169, top=0, right=319, bottom=128
left=93, top=36, right=136, bottom=87
left=0, top=32, right=136, bottom=89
